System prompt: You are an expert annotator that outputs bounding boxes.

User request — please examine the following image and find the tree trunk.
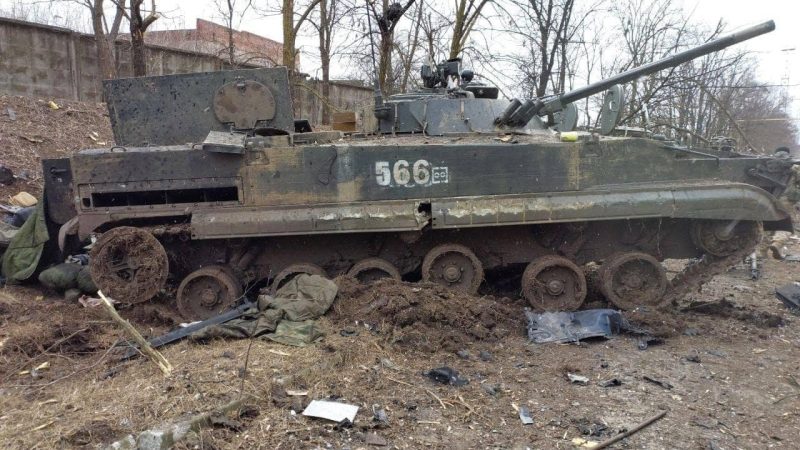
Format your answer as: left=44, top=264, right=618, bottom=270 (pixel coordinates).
left=91, top=0, right=116, bottom=80
left=129, top=0, right=157, bottom=77
left=283, top=0, right=296, bottom=70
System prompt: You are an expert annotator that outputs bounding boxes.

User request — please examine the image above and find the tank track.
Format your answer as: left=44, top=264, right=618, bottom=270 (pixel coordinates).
left=662, top=242, right=757, bottom=306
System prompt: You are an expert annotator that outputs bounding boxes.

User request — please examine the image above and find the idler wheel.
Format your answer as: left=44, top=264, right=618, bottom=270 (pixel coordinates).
left=522, top=255, right=587, bottom=311
left=176, top=265, right=242, bottom=320
left=421, top=243, right=484, bottom=294
left=599, top=252, right=667, bottom=310
left=89, top=226, right=168, bottom=303
left=690, top=220, right=762, bottom=257
left=347, top=257, right=401, bottom=284
left=270, top=263, right=326, bottom=296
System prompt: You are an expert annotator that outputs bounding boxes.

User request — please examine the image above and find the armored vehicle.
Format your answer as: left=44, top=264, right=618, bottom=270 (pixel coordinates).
left=43, top=20, right=796, bottom=319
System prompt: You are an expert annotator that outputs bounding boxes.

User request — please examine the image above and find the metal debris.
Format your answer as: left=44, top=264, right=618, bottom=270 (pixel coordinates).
left=775, top=282, right=800, bottom=310
left=642, top=375, right=673, bottom=390
left=567, top=373, right=589, bottom=385
left=425, top=367, right=468, bottom=386
left=526, top=309, right=627, bottom=344
left=518, top=406, right=534, bottom=425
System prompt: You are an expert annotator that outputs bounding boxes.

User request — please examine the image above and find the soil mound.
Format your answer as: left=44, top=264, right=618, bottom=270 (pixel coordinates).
left=331, top=277, right=525, bottom=352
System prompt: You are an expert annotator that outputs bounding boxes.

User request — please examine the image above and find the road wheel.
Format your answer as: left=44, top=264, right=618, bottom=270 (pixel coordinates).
left=522, top=255, right=587, bottom=311
left=89, top=226, right=168, bottom=303
left=421, top=243, right=484, bottom=294
left=599, top=252, right=667, bottom=310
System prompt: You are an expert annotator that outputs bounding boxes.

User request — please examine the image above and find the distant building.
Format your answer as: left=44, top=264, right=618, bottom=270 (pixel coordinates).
left=142, top=19, right=286, bottom=68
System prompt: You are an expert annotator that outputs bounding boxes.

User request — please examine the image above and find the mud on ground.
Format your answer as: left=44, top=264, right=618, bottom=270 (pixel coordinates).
left=1, top=241, right=799, bottom=449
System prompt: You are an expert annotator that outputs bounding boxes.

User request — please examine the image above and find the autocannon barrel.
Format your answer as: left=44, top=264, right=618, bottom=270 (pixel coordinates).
left=538, top=20, right=775, bottom=115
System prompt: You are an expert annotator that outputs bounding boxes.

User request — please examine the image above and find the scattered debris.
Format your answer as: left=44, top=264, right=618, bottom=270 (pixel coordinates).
left=685, top=355, right=702, bottom=363
left=107, top=397, right=251, bottom=450
left=339, top=328, right=359, bottom=337
left=9, top=191, right=37, bottom=207
left=598, top=378, right=622, bottom=387
left=571, top=437, right=600, bottom=448
left=637, top=336, right=665, bottom=350
left=642, top=375, right=673, bottom=390
left=518, top=406, right=534, bottom=425
left=526, top=309, right=630, bottom=344
left=567, top=373, right=589, bottom=385
left=5, top=106, right=16, bottom=120
left=121, top=300, right=256, bottom=360
left=456, top=349, right=471, bottom=359
left=372, top=406, right=389, bottom=426
left=775, top=282, right=800, bottom=310
left=425, top=367, right=468, bottom=386
left=590, top=410, right=667, bottom=449
left=47, top=100, right=60, bottom=110
left=478, top=350, right=493, bottom=362
left=0, top=165, right=14, bottom=185
left=573, top=417, right=608, bottom=436
left=98, top=290, right=173, bottom=376
left=302, top=400, right=359, bottom=423
left=749, top=251, right=760, bottom=279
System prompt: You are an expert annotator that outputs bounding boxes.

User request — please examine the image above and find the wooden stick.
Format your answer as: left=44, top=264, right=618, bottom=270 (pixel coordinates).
left=592, top=410, right=667, bottom=449
left=98, top=290, right=173, bottom=376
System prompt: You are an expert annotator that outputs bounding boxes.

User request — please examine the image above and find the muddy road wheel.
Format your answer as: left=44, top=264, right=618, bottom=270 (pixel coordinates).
left=347, top=257, right=401, bottom=284
left=691, top=220, right=762, bottom=257
left=270, top=263, right=326, bottom=296
left=599, top=252, right=667, bottom=310
left=176, top=265, right=242, bottom=320
left=522, top=255, right=587, bottom=311
left=89, top=226, right=168, bottom=304
left=422, top=243, right=484, bottom=294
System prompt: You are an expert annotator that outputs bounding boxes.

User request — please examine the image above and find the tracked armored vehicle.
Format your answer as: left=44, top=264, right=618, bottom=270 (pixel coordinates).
left=43, top=20, right=796, bottom=319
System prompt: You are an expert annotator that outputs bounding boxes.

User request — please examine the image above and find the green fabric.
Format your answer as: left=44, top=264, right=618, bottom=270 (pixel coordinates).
left=0, top=221, right=18, bottom=247
left=38, top=262, right=82, bottom=291
left=2, top=202, right=49, bottom=283
left=190, top=274, right=338, bottom=346
left=76, top=267, right=98, bottom=294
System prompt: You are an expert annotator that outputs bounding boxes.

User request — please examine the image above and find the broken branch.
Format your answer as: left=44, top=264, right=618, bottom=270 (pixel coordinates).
left=98, top=290, right=173, bottom=376
left=592, top=410, right=667, bottom=449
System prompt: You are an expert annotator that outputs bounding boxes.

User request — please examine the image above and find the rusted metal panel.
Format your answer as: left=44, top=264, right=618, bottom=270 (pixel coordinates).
left=431, top=182, right=788, bottom=228
left=189, top=200, right=429, bottom=239
left=103, top=68, right=294, bottom=146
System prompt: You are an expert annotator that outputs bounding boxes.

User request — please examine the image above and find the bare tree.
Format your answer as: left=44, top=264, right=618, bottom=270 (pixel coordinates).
left=308, top=0, right=356, bottom=123
left=213, top=0, right=254, bottom=66
left=282, top=0, right=321, bottom=70
left=367, top=0, right=416, bottom=93
left=56, top=0, right=125, bottom=80
left=128, top=0, right=158, bottom=76
left=449, top=0, right=490, bottom=59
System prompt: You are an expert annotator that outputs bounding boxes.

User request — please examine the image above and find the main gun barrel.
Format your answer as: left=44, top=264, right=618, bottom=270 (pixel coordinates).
left=539, top=20, right=775, bottom=115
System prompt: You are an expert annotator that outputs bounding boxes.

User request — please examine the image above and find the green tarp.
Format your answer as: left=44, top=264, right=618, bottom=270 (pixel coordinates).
left=190, top=274, right=338, bottom=346
left=1, top=202, right=49, bottom=283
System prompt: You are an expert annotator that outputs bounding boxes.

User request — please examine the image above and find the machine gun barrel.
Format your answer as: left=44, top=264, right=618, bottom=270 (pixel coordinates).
left=538, top=20, right=775, bottom=115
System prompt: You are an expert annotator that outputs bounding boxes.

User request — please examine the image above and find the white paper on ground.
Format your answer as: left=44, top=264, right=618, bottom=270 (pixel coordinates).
left=302, top=400, right=359, bottom=422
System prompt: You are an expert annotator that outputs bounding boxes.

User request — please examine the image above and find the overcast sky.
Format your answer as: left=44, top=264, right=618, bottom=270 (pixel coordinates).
left=1, top=0, right=798, bottom=119
left=143, top=0, right=799, bottom=118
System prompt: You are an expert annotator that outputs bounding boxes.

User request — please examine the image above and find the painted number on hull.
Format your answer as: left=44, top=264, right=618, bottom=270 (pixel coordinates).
left=375, top=160, right=449, bottom=187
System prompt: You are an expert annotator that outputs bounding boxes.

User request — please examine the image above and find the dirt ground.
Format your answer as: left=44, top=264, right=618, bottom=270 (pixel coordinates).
left=0, top=95, right=113, bottom=200
left=1, top=242, right=799, bottom=449
left=1, top=96, right=799, bottom=449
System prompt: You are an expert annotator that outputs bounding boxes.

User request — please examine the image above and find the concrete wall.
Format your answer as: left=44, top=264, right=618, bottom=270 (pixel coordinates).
left=0, top=17, right=372, bottom=125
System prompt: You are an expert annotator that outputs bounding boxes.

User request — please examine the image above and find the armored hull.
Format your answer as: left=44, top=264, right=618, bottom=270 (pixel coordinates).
left=42, top=20, right=797, bottom=318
